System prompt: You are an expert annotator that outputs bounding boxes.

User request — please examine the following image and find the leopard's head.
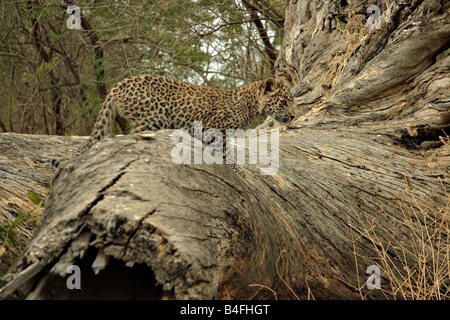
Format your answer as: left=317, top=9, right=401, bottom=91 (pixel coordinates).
left=257, top=77, right=295, bottom=123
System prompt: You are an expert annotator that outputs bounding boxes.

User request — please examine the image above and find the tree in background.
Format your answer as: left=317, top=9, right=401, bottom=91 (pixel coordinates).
left=0, top=0, right=286, bottom=136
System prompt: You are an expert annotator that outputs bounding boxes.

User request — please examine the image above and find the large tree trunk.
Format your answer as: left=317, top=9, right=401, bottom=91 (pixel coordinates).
left=1, top=0, right=449, bottom=299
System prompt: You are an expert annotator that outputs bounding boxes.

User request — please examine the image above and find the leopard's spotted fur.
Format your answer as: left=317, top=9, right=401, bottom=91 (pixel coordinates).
left=85, top=75, right=295, bottom=156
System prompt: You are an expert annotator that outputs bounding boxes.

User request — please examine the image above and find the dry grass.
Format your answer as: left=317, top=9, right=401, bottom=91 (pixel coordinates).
left=320, top=12, right=367, bottom=90
left=350, top=176, right=449, bottom=300
left=245, top=176, right=449, bottom=300
left=248, top=249, right=303, bottom=300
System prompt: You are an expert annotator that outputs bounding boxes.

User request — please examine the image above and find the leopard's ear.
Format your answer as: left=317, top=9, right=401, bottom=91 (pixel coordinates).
left=261, top=77, right=280, bottom=95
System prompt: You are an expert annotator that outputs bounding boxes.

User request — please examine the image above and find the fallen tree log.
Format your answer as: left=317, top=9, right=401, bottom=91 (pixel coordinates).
left=0, top=121, right=448, bottom=299
left=0, top=0, right=449, bottom=300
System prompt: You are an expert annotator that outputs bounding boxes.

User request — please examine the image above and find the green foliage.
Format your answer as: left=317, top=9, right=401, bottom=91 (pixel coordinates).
left=35, top=57, right=60, bottom=80
left=436, top=48, right=450, bottom=61
left=0, top=210, right=23, bottom=247
left=0, top=192, right=41, bottom=248
left=253, top=115, right=268, bottom=126
left=0, top=0, right=286, bottom=135
left=28, top=191, right=41, bottom=205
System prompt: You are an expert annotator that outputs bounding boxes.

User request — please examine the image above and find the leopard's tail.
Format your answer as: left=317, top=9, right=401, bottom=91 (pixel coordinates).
left=83, top=95, right=117, bottom=152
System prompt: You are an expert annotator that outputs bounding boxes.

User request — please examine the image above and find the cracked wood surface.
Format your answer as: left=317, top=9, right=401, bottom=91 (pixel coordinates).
left=1, top=0, right=449, bottom=300
left=1, top=131, right=253, bottom=299
left=0, top=124, right=448, bottom=299
left=0, top=133, right=86, bottom=276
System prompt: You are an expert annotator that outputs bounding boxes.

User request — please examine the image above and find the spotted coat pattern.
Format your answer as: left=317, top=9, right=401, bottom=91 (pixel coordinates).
left=85, top=75, right=295, bottom=158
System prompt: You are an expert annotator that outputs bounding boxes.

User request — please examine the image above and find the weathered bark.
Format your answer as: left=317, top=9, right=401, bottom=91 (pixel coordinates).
left=0, top=0, right=449, bottom=299
left=0, top=127, right=448, bottom=299
left=0, top=134, right=85, bottom=277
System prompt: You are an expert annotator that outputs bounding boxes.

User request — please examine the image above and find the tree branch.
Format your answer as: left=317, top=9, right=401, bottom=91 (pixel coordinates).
left=242, top=0, right=278, bottom=70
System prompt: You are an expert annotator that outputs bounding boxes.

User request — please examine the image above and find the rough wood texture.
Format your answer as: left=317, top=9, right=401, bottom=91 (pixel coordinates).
left=1, top=126, right=448, bottom=299
left=1, top=0, right=449, bottom=299
left=0, top=134, right=85, bottom=277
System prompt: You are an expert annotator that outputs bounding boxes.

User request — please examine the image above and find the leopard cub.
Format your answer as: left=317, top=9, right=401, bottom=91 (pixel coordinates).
left=85, top=75, right=295, bottom=159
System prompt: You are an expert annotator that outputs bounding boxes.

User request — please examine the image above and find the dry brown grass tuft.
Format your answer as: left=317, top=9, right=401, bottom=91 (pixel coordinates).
left=350, top=177, right=449, bottom=300
left=320, top=12, right=367, bottom=90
